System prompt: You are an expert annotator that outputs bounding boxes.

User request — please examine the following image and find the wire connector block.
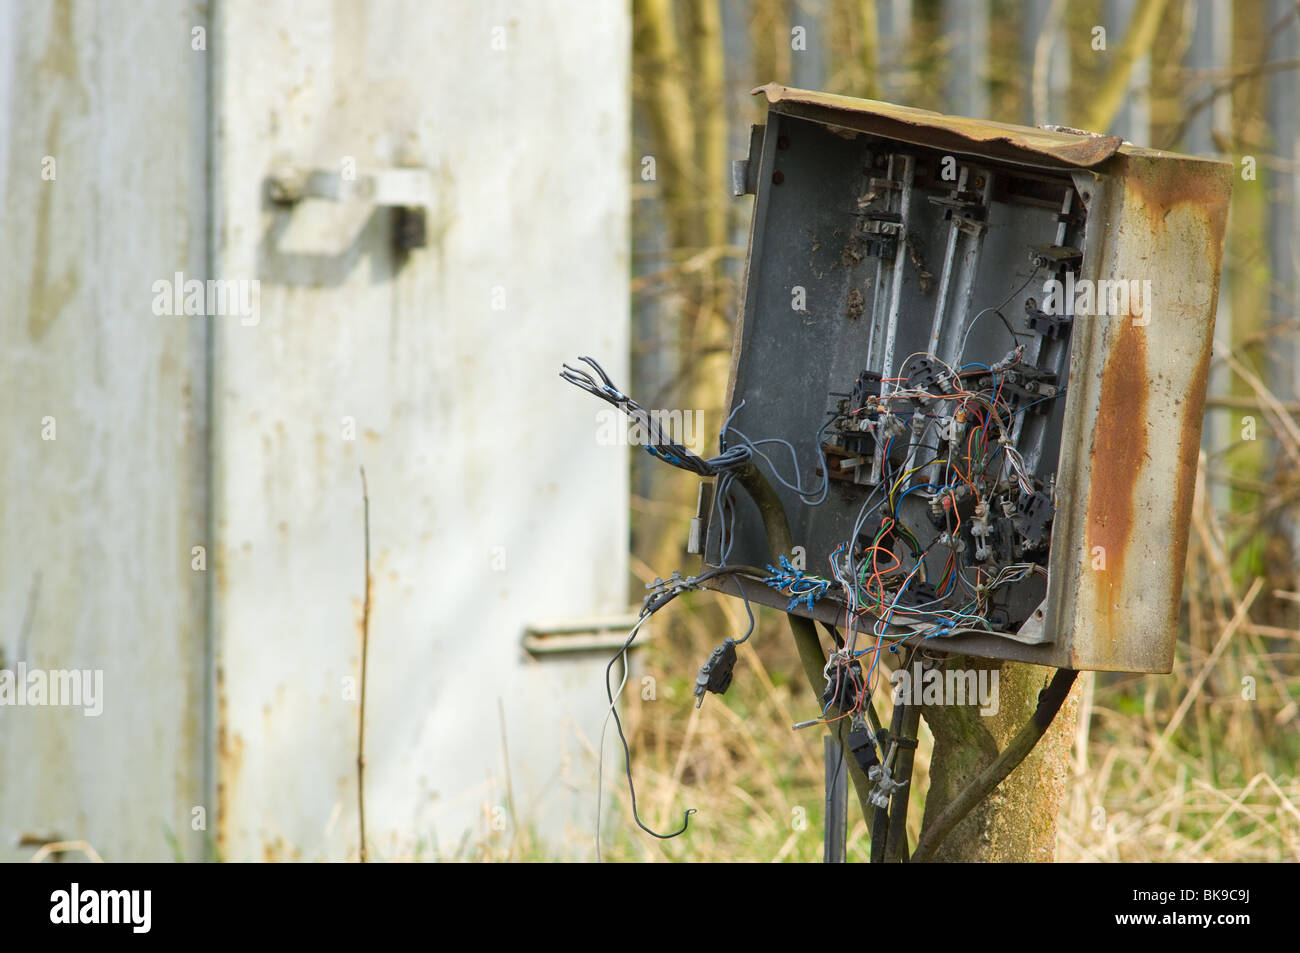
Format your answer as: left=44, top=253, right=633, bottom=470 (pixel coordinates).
left=694, top=638, right=738, bottom=708
left=762, top=554, right=831, bottom=612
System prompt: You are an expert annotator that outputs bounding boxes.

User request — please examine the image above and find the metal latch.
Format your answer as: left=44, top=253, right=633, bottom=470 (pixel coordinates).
left=522, top=614, right=645, bottom=656
left=268, top=164, right=434, bottom=251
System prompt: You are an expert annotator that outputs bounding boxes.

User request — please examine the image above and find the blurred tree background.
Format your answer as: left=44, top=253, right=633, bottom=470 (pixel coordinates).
left=602, top=0, right=1300, bottom=861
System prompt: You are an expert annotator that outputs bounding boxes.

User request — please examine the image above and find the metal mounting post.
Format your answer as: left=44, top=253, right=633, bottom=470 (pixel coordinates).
left=824, top=734, right=848, bottom=863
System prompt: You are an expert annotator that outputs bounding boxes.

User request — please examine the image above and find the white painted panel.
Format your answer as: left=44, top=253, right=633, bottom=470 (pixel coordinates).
left=213, top=1, right=630, bottom=860
left=0, top=0, right=208, bottom=862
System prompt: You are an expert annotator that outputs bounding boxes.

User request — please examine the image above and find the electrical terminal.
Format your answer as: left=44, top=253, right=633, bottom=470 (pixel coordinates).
left=693, top=638, right=737, bottom=708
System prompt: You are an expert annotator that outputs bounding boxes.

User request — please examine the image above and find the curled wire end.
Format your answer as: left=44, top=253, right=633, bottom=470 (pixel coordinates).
left=577, top=354, right=610, bottom=382
left=559, top=363, right=604, bottom=398
left=640, top=807, right=696, bottom=840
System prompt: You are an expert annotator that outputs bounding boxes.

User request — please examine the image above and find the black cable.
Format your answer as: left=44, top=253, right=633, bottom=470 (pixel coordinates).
left=732, top=576, right=756, bottom=644
left=600, top=564, right=765, bottom=846
left=827, top=735, right=847, bottom=857
left=870, top=695, right=907, bottom=863
left=560, top=355, right=751, bottom=477
left=885, top=701, right=921, bottom=862
left=957, top=266, right=1042, bottom=363
left=641, top=564, right=766, bottom=616
left=604, top=635, right=696, bottom=840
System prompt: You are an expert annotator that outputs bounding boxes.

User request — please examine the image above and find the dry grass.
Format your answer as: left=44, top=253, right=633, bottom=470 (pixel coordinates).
left=1056, top=590, right=1300, bottom=860
left=1054, top=356, right=1300, bottom=861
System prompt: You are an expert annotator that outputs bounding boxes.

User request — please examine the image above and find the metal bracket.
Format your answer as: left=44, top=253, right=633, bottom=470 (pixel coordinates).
left=268, top=164, right=434, bottom=251
left=1013, top=600, right=1050, bottom=644
left=1028, top=243, right=1083, bottom=271
left=687, top=481, right=715, bottom=555
left=731, top=124, right=765, bottom=196
left=522, top=614, right=644, bottom=656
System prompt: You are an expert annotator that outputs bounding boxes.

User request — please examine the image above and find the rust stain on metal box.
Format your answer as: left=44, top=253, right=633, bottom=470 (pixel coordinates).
left=1084, top=318, right=1149, bottom=652
left=1123, top=154, right=1234, bottom=244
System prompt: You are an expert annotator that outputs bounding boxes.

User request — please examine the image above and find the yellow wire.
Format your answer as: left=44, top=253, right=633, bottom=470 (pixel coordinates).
left=887, top=458, right=948, bottom=514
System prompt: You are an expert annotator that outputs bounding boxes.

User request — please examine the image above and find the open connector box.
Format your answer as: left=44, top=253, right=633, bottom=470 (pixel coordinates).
left=695, top=85, right=1232, bottom=674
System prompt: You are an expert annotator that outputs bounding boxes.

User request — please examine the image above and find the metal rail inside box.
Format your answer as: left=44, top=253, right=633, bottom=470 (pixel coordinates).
left=697, top=85, right=1231, bottom=674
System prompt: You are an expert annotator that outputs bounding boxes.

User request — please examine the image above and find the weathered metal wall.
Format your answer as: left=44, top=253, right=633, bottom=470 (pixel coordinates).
left=0, top=0, right=210, bottom=861
left=1, top=0, right=630, bottom=862
left=210, top=1, right=630, bottom=860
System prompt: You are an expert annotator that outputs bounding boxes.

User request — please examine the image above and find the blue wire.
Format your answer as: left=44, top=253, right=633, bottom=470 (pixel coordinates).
left=894, top=481, right=940, bottom=519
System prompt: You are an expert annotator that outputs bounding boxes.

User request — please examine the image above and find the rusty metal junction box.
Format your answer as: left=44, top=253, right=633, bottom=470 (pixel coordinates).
left=698, top=85, right=1231, bottom=674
